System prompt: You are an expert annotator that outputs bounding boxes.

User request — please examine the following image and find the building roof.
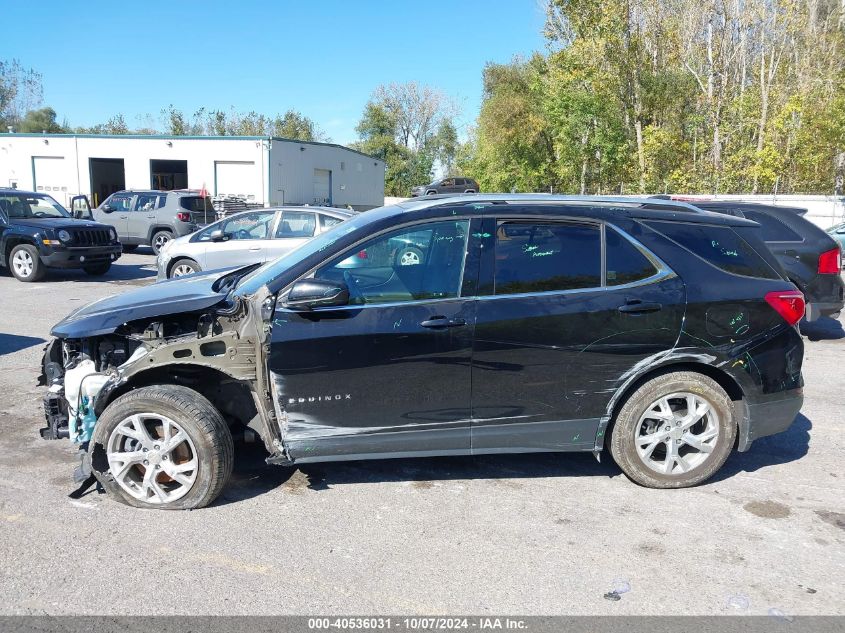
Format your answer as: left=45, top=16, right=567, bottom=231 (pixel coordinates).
left=0, top=132, right=385, bottom=164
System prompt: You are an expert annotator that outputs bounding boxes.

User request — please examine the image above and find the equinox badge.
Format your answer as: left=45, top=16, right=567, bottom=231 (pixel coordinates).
left=287, top=394, right=352, bottom=404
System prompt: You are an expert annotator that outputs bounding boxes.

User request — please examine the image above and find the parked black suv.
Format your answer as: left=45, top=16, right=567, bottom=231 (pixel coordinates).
left=411, top=177, right=479, bottom=197
left=40, top=195, right=804, bottom=509
left=0, top=190, right=122, bottom=282
left=667, top=199, right=844, bottom=320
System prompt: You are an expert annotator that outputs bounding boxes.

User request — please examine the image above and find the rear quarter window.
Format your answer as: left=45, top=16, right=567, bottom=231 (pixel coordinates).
left=644, top=221, right=780, bottom=280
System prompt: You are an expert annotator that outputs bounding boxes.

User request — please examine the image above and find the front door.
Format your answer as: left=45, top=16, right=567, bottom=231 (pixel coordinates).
left=95, top=193, right=133, bottom=239
left=471, top=217, right=685, bottom=453
left=201, top=210, right=278, bottom=270
left=128, top=192, right=160, bottom=241
left=269, top=218, right=478, bottom=461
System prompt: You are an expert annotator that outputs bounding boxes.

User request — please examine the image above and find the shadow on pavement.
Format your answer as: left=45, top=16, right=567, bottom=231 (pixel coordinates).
left=217, top=440, right=619, bottom=504
left=715, top=413, right=812, bottom=481
left=801, top=316, right=844, bottom=341
left=0, top=332, right=46, bottom=356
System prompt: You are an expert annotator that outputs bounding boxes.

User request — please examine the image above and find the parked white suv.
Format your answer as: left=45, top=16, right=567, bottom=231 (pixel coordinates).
left=156, top=206, right=353, bottom=279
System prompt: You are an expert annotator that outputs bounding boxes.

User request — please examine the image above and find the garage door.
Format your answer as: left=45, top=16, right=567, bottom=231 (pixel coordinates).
left=215, top=161, right=255, bottom=197
left=313, top=169, right=331, bottom=205
left=33, top=156, right=68, bottom=202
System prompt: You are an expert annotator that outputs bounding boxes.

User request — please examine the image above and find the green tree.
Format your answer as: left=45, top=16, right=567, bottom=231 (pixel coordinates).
left=272, top=109, right=327, bottom=141
left=19, top=107, right=66, bottom=133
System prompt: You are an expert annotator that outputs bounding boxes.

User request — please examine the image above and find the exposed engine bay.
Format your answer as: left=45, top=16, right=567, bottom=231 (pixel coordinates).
left=39, top=288, right=287, bottom=479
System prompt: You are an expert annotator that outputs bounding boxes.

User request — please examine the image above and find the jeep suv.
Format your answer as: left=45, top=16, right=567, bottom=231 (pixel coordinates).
left=94, top=190, right=215, bottom=255
left=40, top=195, right=804, bottom=509
left=0, top=190, right=122, bottom=282
left=410, top=177, right=479, bottom=197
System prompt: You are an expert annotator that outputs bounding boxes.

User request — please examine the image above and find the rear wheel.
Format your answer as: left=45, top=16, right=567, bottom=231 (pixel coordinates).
left=90, top=385, right=233, bottom=510
left=395, top=246, right=424, bottom=267
left=609, top=371, right=736, bottom=488
left=150, top=230, right=173, bottom=256
left=83, top=262, right=111, bottom=276
left=9, top=244, right=45, bottom=282
left=169, top=258, right=202, bottom=278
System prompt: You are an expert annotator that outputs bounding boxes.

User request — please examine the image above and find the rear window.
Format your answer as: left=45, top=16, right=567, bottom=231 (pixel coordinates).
left=645, top=221, right=780, bottom=279
left=494, top=222, right=601, bottom=295
left=180, top=197, right=214, bottom=212
left=606, top=226, right=658, bottom=285
left=738, top=210, right=802, bottom=242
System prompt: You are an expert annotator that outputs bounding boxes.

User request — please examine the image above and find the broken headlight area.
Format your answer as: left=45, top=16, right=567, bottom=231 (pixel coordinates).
left=39, top=334, right=145, bottom=443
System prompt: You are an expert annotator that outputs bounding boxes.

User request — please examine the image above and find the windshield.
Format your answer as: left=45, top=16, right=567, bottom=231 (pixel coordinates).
left=235, top=208, right=391, bottom=296
left=0, top=193, right=70, bottom=219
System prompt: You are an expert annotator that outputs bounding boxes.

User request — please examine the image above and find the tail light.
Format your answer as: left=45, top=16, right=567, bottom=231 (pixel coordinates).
left=176, top=211, right=191, bottom=222
left=356, top=250, right=368, bottom=259
left=818, top=248, right=841, bottom=274
left=765, top=290, right=805, bottom=326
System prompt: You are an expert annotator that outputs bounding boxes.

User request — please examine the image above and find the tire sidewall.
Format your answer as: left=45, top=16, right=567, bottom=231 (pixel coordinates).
left=90, top=387, right=231, bottom=510
left=609, top=372, right=737, bottom=488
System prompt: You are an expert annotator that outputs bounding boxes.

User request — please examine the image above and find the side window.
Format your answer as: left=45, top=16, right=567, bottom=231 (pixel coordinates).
left=494, top=222, right=601, bottom=295
left=107, top=195, right=132, bottom=212
left=315, top=220, right=469, bottom=305
left=645, top=221, right=780, bottom=279
left=606, top=226, right=658, bottom=286
left=440, top=178, right=454, bottom=187
left=276, top=211, right=316, bottom=238
left=134, top=194, right=158, bottom=211
left=157, top=195, right=168, bottom=209
left=319, top=214, right=343, bottom=231
left=197, top=211, right=275, bottom=241
left=740, top=210, right=803, bottom=242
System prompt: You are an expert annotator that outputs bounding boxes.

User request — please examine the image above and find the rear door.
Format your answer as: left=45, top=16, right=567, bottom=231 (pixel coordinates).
left=201, top=210, right=278, bottom=270
left=128, top=193, right=159, bottom=241
left=470, top=216, right=685, bottom=453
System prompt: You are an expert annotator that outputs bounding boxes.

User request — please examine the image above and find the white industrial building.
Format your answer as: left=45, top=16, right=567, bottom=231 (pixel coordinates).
left=0, top=133, right=386, bottom=210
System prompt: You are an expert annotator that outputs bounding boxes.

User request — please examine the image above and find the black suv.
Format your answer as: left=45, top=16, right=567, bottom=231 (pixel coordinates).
left=0, top=190, right=122, bottom=282
left=669, top=199, right=844, bottom=320
left=40, top=195, right=804, bottom=509
left=411, top=177, right=480, bottom=197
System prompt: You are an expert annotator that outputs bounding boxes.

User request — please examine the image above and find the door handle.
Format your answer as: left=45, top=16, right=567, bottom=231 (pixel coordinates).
left=420, top=316, right=466, bottom=329
left=249, top=246, right=262, bottom=252
left=146, top=215, right=155, bottom=219
left=119, top=215, right=128, bottom=219
left=618, top=301, right=662, bottom=314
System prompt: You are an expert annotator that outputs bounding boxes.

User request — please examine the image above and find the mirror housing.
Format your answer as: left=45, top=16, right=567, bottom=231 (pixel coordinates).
left=210, top=229, right=227, bottom=242
left=101, top=204, right=114, bottom=214
left=284, top=279, right=350, bottom=311
left=836, top=228, right=845, bottom=234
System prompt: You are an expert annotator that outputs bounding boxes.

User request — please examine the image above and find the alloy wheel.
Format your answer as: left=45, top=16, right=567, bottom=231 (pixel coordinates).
left=398, top=250, right=421, bottom=266
left=106, top=413, right=199, bottom=504
left=172, top=263, right=196, bottom=277
left=153, top=233, right=171, bottom=251
left=634, top=392, right=719, bottom=475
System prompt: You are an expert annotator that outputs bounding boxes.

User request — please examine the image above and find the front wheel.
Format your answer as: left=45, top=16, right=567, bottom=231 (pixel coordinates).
left=609, top=371, right=736, bottom=488
left=9, top=244, right=45, bottom=282
left=150, top=230, right=172, bottom=256
left=90, top=385, right=233, bottom=510
left=169, top=258, right=202, bottom=278
left=83, top=262, right=111, bottom=276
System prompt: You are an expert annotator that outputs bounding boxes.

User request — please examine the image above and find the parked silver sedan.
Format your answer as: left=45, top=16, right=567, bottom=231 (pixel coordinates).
left=156, top=206, right=354, bottom=280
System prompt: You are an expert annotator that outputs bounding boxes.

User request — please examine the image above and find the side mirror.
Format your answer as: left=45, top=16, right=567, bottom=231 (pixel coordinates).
left=284, top=279, right=350, bottom=311
left=836, top=228, right=845, bottom=234
left=210, top=229, right=227, bottom=242
left=101, top=204, right=114, bottom=214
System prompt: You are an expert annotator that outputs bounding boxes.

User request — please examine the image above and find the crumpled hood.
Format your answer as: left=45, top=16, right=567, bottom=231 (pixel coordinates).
left=51, top=267, right=240, bottom=338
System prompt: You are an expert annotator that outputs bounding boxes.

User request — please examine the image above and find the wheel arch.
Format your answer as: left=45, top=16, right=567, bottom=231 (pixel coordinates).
left=599, top=360, right=746, bottom=450
left=146, top=224, right=174, bottom=243
left=3, top=234, right=39, bottom=265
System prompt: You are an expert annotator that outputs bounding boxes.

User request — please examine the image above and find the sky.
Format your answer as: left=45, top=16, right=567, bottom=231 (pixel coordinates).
left=1, top=0, right=547, bottom=145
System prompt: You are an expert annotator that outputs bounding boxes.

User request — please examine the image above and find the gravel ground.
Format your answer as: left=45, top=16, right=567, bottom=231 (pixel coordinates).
left=0, top=251, right=842, bottom=616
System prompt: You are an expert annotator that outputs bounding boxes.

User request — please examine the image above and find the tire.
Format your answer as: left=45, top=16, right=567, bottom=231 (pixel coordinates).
left=121, top=244, right=138, bottom=253
left=395, top=246, right=424, bottom=267
left=90, top=385, right=233, bottom=510
left=425, top=190, right=437, bottom=196
left=463, top=189, right=476, bottom=194
left=169, top=258, right=202, bottom=278
left=609, top=371, right=736, bottom=488
left=150, top=230, right=173, bottom=256
left=8, top=244, right=45, bottom=282
left=83, top=262, right=111, bottom=276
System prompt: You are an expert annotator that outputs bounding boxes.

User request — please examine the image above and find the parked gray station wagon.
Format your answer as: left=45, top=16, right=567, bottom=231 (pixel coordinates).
left=93, top=190, right=216, bottom=255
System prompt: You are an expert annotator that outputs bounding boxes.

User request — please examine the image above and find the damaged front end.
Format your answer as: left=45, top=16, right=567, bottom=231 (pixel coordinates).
left=38, top=266, right=287, bottom=481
